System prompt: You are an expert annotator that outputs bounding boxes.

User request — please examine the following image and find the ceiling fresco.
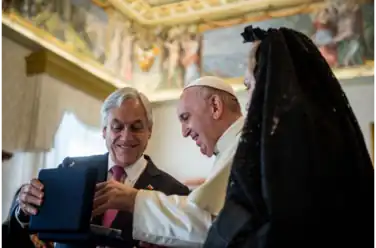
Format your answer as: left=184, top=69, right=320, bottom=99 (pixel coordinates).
left=2, top=0, right=374, bottom=102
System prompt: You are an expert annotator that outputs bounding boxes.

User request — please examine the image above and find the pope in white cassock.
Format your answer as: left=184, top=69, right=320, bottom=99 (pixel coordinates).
left=93, top=76, right=245, bottom=247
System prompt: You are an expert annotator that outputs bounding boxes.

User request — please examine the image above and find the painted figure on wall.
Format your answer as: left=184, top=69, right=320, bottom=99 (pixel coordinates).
left=202, top=0, right=373, bottom=79
left=4, top=0, right=205, bottom=91
left=9, top=0, right=93, bottom=57
left=133, top=27, right=159, bottom=73
left=360, top=2, right=374, bottom=60
left=104, top=11, right=124, bottom=74
left=85, top=10, right=106, bottom=62
left=159, top=26, right=184, bottom=88
left=330, top=0, right=364, bottom=67
left=89, top=9, right=134, bottom=80
left=5, top=0, right=136, bottom=81
left=157, top=25, right=202, bottom=89
left=312, top=0, right=365, bottom=67
left=180, top=25, right=201, bottom=86
left=120, top=22, right=135, bottom=81
left=311, top=5, right=338, bottom=67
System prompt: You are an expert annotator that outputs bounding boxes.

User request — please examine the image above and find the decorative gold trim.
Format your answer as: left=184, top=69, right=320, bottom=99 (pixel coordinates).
left=2, top=13, right=186, bottom=103
left=222, top=64, right=375, bottom=88
left=150, top=64, right=375, bottom=103
left=110, top=0, right=325, bottom=26
left=2, top=13, right=127, bottom=87
left=92, top=0, right=112, bottom=8
left=107, top=0, right=372, bottom=26
left=198, top=0, right=372, bottom=32
left=26, top=50, right=117, bottom=101
left=2, top=13, right=182, bottom=102
left=199, top=2, right=324, bottom=32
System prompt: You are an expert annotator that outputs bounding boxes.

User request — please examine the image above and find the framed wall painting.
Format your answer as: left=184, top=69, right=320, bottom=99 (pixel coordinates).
left=200, top=0, right=374, bottom=88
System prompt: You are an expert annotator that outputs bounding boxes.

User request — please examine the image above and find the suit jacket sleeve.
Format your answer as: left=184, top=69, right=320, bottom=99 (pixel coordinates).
left=132, top=190, right=212, bottom=247
left=9, top=157, right=70, bottom=228
left=0, top=224, right=9, bottom=246
left=3, top=218, right=35, bottom=248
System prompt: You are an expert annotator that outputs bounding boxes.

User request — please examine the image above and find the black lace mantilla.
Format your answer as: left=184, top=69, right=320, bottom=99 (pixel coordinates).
left=204, top=26, right=374, bottom=248
left=241, top=25, right=268, bottom=43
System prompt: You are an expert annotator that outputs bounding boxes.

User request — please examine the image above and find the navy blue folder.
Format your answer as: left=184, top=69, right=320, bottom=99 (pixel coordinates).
left=29, top=166, right=97, bottom=233
left=29, top=165, right=125, bottom=247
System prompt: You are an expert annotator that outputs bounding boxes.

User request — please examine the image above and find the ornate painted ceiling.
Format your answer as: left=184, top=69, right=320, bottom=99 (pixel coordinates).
left=0, top=0, right=376, bottom=101
left=108, top=0, right=324, bottom=25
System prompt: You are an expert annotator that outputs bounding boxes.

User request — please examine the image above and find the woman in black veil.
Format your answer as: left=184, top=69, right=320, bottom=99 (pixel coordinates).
left=204, top=26, right=374, bottom=248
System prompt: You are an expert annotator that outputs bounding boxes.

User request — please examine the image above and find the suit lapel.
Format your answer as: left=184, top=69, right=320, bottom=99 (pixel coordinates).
left=134, top=155, right=161, bottom=190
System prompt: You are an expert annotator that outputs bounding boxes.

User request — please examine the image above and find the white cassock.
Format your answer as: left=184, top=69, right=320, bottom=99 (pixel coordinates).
left=132, top=117, right=245, bottom=247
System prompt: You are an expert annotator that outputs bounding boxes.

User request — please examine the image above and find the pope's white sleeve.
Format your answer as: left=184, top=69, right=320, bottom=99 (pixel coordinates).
left=132, top=190, right=212, bottom=247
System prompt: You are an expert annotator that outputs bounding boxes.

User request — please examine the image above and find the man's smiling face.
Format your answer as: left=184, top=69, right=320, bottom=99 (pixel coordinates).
left=103, top=98, right=151, bottom=167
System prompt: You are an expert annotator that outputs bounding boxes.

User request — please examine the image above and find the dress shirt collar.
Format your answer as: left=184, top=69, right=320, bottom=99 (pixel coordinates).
left=108, top=154, right=147, bottom=183
left=214, top=116, right=245, bottom=155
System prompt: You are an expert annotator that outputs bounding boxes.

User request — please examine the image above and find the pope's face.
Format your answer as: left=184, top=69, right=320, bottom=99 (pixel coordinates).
left=103, top=98, right=151, bottom=167
left=177, top=88, right=220, bottom=157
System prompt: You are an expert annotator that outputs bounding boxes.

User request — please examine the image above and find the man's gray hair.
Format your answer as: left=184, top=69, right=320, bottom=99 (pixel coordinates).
left=101, top=87, right=153, bottom=128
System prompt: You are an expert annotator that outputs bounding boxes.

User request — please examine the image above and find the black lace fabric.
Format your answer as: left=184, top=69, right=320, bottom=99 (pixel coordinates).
left=204, top=27, right=374, bottom=248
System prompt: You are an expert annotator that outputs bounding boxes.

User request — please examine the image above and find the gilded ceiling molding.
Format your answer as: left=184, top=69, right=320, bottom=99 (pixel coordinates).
left=109, top=0, right=324, bottom=26
left=3, top=13, right=128, bottom=93
left=199, top=2, right=325, bottom=32
left=105, top=0, right=372, bottom=26
left=92, top=0, right=113, bottom=8
left=198, top=0, right=370, bottom=32
left=2, top=14, right=191, bottom=103
left=25, top=50, right=117, bottom=101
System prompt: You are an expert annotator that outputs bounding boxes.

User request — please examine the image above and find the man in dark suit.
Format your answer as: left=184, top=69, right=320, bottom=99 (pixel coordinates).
left=8, top=87, right=190, bottom=248
left=3, top=187, right=54, bottom=248
left=0, top=150, right=33, bottom=248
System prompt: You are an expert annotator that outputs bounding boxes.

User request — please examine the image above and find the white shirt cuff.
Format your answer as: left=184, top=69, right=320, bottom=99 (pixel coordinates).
left=15, top=206, right=29, bottom=228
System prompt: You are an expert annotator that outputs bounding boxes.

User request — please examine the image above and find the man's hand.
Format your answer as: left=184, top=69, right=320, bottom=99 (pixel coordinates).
left=18, top=179, right=44, bottom=215
left=92, top=179, right=138, bottom=217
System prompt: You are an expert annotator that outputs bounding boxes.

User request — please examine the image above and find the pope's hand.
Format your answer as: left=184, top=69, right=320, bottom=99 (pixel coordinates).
left=92, top=179, right=138, bottom=216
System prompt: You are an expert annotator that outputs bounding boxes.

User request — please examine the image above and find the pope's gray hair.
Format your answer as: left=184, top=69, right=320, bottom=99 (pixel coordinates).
left=101, top=87, right=153, bottom=129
